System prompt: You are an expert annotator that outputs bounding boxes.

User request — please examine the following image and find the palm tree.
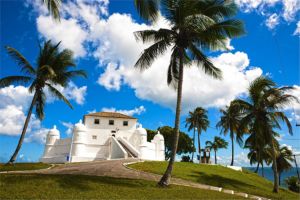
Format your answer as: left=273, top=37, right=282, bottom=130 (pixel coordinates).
left=275, top=146, right=294, bottom=185
left=205, top=136, right=228, bottom=164
left=134, top=0, right=244, bottom=186
left=186, top=107, right=209, bottom=163
left=0, top=40, right=87, bottom=164
left=185, top=111, right=196, bottom=162
left=233, top=76, right=297, bottom=193
left=217, top=102, right=243, bottom=166
left=42, top=0, right=61, bottom=21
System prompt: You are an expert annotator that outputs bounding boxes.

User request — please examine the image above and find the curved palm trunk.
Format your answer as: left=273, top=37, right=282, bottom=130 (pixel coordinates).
left=191, top=128, right=196, bottom=162
left=7, top=92, right=37, bottom=164
left=261, top=162, right=264, bottom=177
left=230, top=132, right=234, bottom=166
left=214, top=150, right=217, bottom=164
left=255, top=162, right=260, bottom=173
left=271, top=142, right=279, bottom=193
left=279, top=173, right=281, bottom=186
left=198, top=131, right=201, bottom=164
left=158, top=51, right=184, bottom=187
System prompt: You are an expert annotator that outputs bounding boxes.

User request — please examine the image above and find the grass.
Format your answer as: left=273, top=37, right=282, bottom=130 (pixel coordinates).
left=129, top=161, right=300, bottom=200
left=0, top=162, right=51, bottom=172
left=0, top=174, right=246, bottom=199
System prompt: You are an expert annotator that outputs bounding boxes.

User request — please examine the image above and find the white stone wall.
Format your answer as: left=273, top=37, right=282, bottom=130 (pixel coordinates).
left=41, top=115, right=165, bottom=163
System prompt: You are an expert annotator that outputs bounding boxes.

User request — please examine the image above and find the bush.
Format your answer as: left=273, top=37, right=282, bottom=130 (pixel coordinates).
left=285, top=176, right=300, bottom=193
left=181, top=155, right=191, bottom=162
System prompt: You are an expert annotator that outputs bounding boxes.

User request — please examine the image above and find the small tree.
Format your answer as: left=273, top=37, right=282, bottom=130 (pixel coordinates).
left=147, top=126, right=194, bottom=161
left=285, top=176, right=300, bottom=193
left=205, top=136, right=228, bottom=164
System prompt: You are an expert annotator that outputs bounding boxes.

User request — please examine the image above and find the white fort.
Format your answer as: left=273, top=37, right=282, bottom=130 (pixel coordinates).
left=40, top=112, right=165, bottom=163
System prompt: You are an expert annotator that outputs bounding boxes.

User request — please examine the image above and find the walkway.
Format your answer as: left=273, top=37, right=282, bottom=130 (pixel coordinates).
left=3, top=159, right=269, bottom=200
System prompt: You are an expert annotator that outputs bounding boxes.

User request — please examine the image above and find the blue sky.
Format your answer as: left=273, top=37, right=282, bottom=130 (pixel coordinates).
left=0, top=0, right=299, bottom=166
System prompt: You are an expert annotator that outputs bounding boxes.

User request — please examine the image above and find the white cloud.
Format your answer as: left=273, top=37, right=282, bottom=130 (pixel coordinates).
left=93, top=13, right=262, bottom=112
left=24, top=128, right=49, bottom=144
left=282, top=0, right=300, bottom=22
left=37, top=16, right=88, bottom=58
left=60, top=121, right=74, bottom=135
left=46, top=82, right=87, bottom=105
left=235, top=0, right=299, bottom=33
left=101, top=106, right=146, bottom=116
left=0, top=83, right=86, bottom=140
left=265, top=13, right=280, bottom=29
left=294, top=21, right=300, bottom=36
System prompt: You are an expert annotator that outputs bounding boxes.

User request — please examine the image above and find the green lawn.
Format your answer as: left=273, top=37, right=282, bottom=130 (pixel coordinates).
left=0, top=162, right=51, bottom=172
left=129, top=161, right=300, bottom=200
left=0, top=174, right=246, bottom=199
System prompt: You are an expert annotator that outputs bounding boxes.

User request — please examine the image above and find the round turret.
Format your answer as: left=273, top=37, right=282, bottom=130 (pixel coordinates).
left=153, top=131, right=165, bottom=161
left=46, top=125, right=60, bottom=145
left=153, top=131, right=164, bottom=141
left=136, top=124, right=147, bottom=145
left=72, top=120, right=87, bottom=157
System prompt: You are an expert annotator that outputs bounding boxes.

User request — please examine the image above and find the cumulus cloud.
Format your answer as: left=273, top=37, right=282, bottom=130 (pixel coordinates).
left=0, top=83, right=87, bottom=141
left=235, top=0, right=299, bottom=32
left=265, top=13, right=280, bottom=29
left=284, top=85, right=300, bottom=122
left=101, top=106, right=146, bottom=116
left=60, top=121, right=74, bottom=135
left=93, top=13, right=262, bottom=112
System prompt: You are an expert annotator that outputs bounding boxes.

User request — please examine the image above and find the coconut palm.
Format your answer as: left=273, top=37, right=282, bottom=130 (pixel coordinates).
left=205, top=136, right=228, bottom=164
left=42, top=0, right=61, bottom=21
left=0, top=40, right=87, bottom=164
left=232, top=76, right=297, bottom=193
left=186, top=107, right=209, bottom=163
left=216, top=102, right=243, bottom=166
left=185, top=111, right=197, bottom=162
left=134, top=0, right=244, bottom=186
left=275, top=146, right=294, bottom=185
left=134, top=0, right=159, bottom=22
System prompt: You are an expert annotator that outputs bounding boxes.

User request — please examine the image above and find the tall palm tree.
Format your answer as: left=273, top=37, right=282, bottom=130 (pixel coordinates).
left=42, top=0, right=61, bottom=21
left=233, top=76, right=297, bottom=193
left=134, top=0, right=244, bottom=186
left=0, top=40, right=87, bottom=164
left=205, top=136, right=228, bottom=164
left=185, top=111, right=196, bottom=162
left=275, top=146, right=294, bottom=185
left=190, top=107, right=210, bottom=163
left=217, top=102, right=243, bottom=166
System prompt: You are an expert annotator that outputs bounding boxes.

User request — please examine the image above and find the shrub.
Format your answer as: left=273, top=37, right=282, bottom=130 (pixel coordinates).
left=285, top=176, right=300, bottom=193
left=181, top=155, right=191, bottom=162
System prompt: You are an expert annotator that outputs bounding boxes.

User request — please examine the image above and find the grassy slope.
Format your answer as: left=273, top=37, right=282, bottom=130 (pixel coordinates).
left=0, top=163, right=51, bottom=172
left=0, top=174, right=245, bottom=199
left=129, top=161, right=300, bottom=200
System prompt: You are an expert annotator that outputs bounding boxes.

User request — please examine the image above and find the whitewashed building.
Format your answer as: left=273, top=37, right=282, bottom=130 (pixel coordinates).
left=40, top=112, right=165, bottom=163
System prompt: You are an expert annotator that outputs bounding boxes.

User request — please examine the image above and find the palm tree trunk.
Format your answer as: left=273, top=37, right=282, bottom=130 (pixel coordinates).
left=261, top=162, right=264, bottom=177
left=7, top=92, right=38, bottom=164
left=271, top=142, right=279, bottom=193
left=230, top=132, right=234, bottom=166
left=255, top=162, right=259, bottom=173
left=215, top=150, right=217, bottom=164
left=191, top=128, right=195, bottom=162
left=158, top=50, right=184, bottom=187
left=198, top=130, right=201, bottom=164
left=279, top=173, right=281, bottom=186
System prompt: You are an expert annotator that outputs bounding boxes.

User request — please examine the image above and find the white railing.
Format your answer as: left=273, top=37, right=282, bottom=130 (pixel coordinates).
left=117, top=137, right=141, bottom=158
left=110, top=136, right=128, bottom=159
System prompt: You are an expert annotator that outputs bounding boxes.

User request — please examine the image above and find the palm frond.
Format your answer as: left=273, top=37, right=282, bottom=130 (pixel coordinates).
left=42, top=0, right=61, bottom=21
left=5, top=46, right=36, bottom=75
left=135, top=39, right=170, bottom=70
left=134, top=0, right=159, bottom=21
left=0, top=76, right=32, bottom=88
left=46, top=83, right=73, bottom=109
left=189, top=44, right=222, bottom=79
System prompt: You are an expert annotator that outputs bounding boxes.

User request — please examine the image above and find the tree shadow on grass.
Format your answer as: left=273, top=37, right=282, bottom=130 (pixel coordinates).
left=188, top=170, right=257, bottom=191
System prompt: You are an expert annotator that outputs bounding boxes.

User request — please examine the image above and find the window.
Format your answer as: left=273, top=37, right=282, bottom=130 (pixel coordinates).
left=111, top=130, right=116, bottom=133
left=109, top=120, right=114, bottom=125
left=94, top=119, right=100, bottom=124
left=123, top=121, right=128, bottom=126
left=92, top=135, right=97, bottom=140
